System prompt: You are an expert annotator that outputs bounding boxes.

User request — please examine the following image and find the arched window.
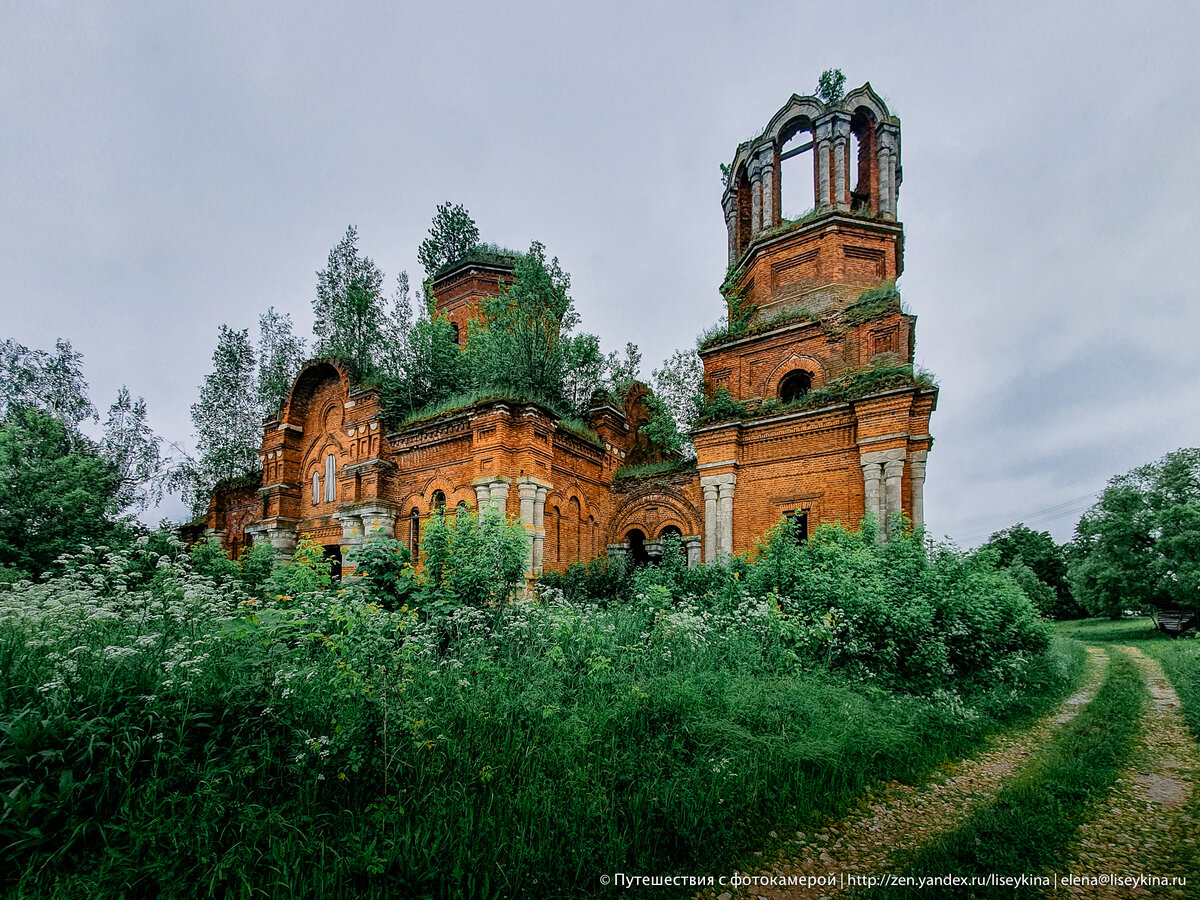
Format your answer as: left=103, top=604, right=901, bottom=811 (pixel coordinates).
left=779, top=120, right=815, bottom=219
left=312, top=471, right=320, bottom=506
left=659, top=525, right=683, bottom=542
left=431, top=490, right=447, bottom=514
left=456, top=500, right=469, bottom=516
left=409, top=507, right=420, bottom=559
left=324, top=454, right=336, bottom=502
left=449, top=322, right=460, bottom=346
left=779, top=369, right=813, bottom=403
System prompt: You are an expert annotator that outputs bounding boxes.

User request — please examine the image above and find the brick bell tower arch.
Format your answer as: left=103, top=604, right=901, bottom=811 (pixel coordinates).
left=696, top=82, right=935, bottom=557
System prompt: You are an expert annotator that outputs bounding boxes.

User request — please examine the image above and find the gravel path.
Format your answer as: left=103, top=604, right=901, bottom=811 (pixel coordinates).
left=703, top=648, right=1110, bottom=900
left=1057, top=646, right=1199, bottom=899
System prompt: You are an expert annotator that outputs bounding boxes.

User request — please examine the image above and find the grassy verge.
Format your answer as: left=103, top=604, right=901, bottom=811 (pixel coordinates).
left=1059, top=617, right=1200, bottom=738
left=870, top=648, right=1147, bottom=899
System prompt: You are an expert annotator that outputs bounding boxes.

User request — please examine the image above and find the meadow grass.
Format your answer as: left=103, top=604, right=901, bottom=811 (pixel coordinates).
left=871, top=647, right=1147, bottom=899
left=1058, top=618, right=1200, bottom=738
left=0, top=530, right=1081, bottom=899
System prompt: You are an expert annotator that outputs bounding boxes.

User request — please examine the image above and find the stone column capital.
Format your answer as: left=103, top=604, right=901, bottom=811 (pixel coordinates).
left=748, top=157, right=763, bottom=182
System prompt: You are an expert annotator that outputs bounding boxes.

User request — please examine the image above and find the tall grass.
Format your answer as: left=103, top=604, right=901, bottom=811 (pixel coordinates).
left=1, top=527, right=1077, bottom=898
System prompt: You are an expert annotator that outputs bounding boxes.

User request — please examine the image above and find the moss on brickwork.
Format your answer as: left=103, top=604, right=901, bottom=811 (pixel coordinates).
left=696, top=363, right=936, bottom=426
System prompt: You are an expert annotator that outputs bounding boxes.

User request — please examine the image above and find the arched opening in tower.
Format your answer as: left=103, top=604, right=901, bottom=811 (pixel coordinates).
left=779, top=122, right=815, bottom=221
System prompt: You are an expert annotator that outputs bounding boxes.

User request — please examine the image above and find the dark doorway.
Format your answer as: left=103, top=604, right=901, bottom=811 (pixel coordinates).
left=323, top=544, right=343, bottom=581
left=626, top=529, right=650, bottom=566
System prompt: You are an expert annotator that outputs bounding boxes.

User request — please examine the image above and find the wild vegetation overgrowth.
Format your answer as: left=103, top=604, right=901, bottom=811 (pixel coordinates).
left=0, top=515, right=1075, bottom=899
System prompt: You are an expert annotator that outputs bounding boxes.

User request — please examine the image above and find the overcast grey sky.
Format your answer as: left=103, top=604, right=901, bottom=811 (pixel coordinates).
left=3, top=1, right=1198, bottom=545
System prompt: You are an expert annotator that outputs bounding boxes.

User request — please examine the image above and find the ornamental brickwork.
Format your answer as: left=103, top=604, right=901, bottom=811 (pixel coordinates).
left=204, top=83, right=936, bottom=577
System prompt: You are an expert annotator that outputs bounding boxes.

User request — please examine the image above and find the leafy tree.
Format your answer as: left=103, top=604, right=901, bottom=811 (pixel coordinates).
left=1069, top=448, right=1200, bottom=617
left=417, top=202, right=480, bottom=279
left=560, top=332, right=608, bottom=417
left=418, top=503, right=527, bottom=615
left=102, top=386, right=167, bottom=512
left=649, top=348, right=705, bottom=457
left=313, top=226, right=388, bottom=374
left=256, top=307, right=306, bottom=420
left=380, top=317, right=472, bottom=420
left=0, top=407, right=119, bottom=577
left=0, top=338, right=96, bottom=437
left=816, top=68, right=846, bottom=104
left=182, top=325, right=260, bottom=515
left=981, top=523, right=1081, bottom=619
left=350, top=531, right=416, bottom=609
left=467, top=240, right=577, bottom=405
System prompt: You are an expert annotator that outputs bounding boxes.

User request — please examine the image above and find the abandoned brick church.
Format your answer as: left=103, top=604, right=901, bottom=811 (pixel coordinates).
left=205, top=84, right=937, bottom=577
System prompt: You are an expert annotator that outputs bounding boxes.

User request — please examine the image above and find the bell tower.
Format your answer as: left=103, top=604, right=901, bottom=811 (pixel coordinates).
left=694, top=83, right=935, bottom=555
left=721, top=83, right=902, bottom=321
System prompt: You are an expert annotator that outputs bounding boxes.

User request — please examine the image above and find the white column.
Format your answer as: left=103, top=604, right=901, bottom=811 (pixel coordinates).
left=473, top=481, right=491, bottom=509
left=717, top=477, right=736, bottom=557
left=489, top=478, right=509, bottom=516
left=860, top=455, right=885, bottom=529
left=701, top=480, right=719, bottom=562
left=517, top=480, right=537, bottom=574
left=815, top=120, right=832, bottom=210
left=757, top=147, right=775, bottom=229
left=883, top=456, right=905, bottom=538
left=831, top=116, right=850, bottom=211
left=909, top=450, right=928, bottom=529
left=532, top=485, right=548, bottom=573
left=684, top=536, right=702, bottom=567
left=723, top=195, right=738, bottom=263
left=748, top=157, right=763, bottom=236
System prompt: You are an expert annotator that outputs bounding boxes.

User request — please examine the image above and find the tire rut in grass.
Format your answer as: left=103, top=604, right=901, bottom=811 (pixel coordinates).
left=1058, top=646, right=1200, bottom=899
left=703, top=648, right=1109, bottom=900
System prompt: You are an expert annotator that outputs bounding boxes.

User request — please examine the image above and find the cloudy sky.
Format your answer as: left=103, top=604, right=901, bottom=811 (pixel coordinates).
left=3, top=1, right=1198, bottom=545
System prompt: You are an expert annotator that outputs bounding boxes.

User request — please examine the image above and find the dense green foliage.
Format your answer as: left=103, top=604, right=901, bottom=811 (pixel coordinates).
left=0, top=408, right=119, bottom=579
left=1068, top=448, right=1200, bottom=617
left=417, top=202, right=481, bottom=280
left=256, top=306, right=307, bottom=420
left=178, top=324, right=261, bottom=515
left=884, top=648, right=1147, bottom=898
left=980, top=523, right=1082, bottom=619
left=816, top=67, right=846, bottom=104
left=1, top=515, right=1072, bottom=898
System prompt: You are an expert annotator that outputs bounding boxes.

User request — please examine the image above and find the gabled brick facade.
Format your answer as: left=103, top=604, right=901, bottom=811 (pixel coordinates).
left=205, top=83, right=935, bottom=575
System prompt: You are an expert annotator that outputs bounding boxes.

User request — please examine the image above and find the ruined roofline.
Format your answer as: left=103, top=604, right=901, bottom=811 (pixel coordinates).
left=723, top=82, right=896, bottom=204
left=430, top=245, right=522, bottom=286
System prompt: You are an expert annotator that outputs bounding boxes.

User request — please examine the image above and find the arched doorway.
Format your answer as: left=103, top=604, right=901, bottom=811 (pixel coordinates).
left=626, top=529, right=650, bottom=566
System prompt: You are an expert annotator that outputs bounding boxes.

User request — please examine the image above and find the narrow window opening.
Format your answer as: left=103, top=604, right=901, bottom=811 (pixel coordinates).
left=312, top=471, right=320, bottom=506
left=787, top=510, right=809, bottom=544
left=431, top=489, right=447, bottom=514
left=324, top=454, right=336, bottom=502
left=409, top=508, right=420, bottom=559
